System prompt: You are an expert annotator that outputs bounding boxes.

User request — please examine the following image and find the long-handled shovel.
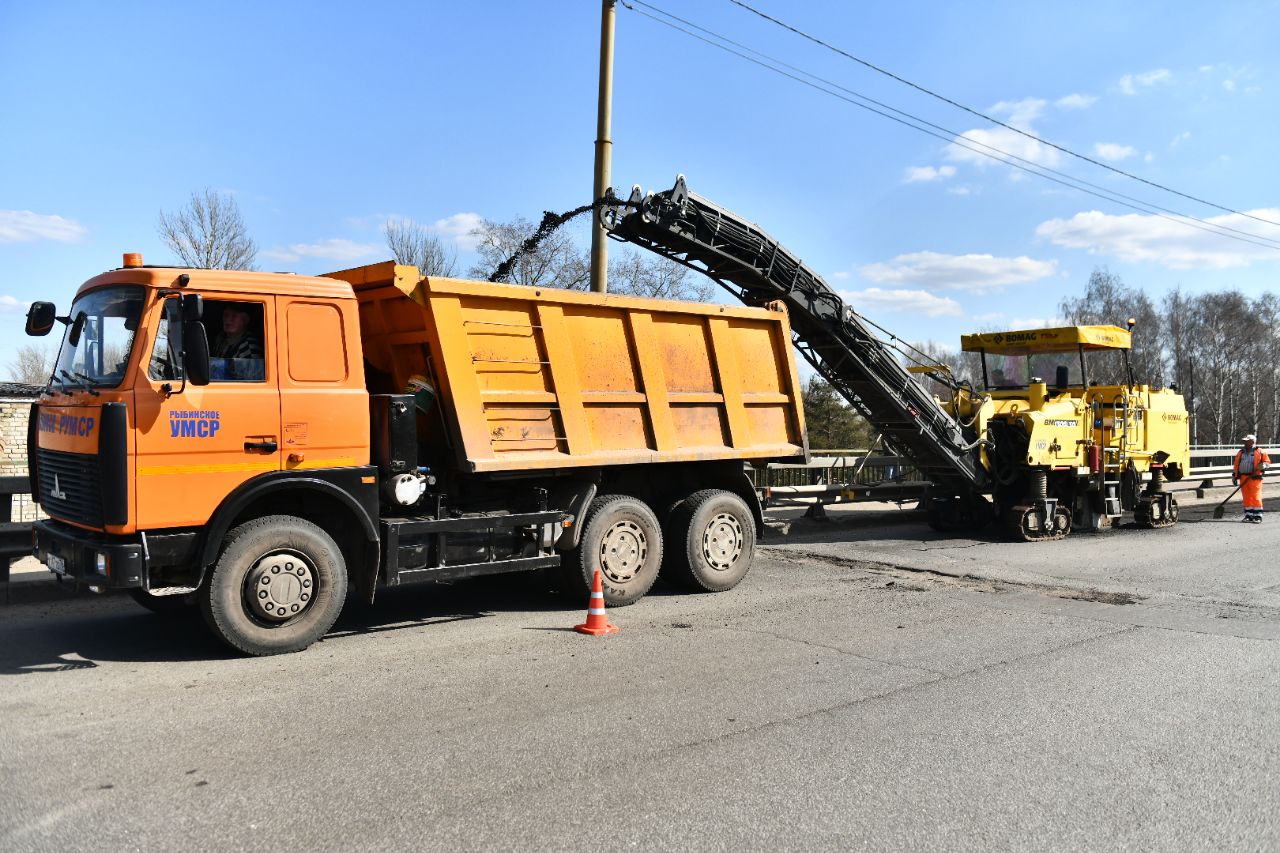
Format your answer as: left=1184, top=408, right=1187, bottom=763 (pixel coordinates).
left=1213, top=484, right=1243, bottom=519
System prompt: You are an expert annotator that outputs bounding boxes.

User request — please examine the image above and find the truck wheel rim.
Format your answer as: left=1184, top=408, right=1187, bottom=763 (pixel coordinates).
left=599, top=520, right=646, bottom=584
left=702, top=512, right=744, bottom=572
left=245, top=551, right=316, bottom=623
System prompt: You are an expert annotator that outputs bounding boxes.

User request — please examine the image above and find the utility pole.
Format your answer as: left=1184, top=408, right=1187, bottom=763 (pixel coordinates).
left=589, top=0, right=617, bottom=293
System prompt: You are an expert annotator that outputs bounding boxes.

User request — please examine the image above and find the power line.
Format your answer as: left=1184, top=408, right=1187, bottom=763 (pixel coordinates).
left=620, top=1, right=1280, bottom=253
left=726, top=0, right=1280, bottom=230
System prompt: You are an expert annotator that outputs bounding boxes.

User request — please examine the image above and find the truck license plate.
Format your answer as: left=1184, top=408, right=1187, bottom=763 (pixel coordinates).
left=47, top=553, right=66, bottom=575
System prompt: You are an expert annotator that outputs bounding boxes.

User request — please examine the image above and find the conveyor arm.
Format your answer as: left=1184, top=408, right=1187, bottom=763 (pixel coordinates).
left=601, top=177, right=985, bottom=494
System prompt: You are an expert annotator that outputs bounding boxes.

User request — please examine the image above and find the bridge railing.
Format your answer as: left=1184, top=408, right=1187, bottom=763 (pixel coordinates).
left=756, top=445, right=1273, bottom=511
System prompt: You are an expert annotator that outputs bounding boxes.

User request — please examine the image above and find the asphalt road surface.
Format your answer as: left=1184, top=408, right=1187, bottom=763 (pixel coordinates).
left=2, top=489, right=1277, bottom=851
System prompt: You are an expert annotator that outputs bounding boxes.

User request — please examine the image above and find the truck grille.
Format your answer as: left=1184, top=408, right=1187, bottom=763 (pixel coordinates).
left=37, top=449, right=103, bottom=528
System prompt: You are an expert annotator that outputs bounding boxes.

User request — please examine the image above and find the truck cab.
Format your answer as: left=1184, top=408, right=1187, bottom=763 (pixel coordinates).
left=26, top=256, right=376, bottom=644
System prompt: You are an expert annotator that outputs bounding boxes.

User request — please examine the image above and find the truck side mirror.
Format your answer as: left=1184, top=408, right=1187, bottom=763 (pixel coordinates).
left=184, top=320, right=211, bottom=386
left=181, top=293, right=204, bottom=321
left=68, top=311, right=87, bottom=347
left=25, top=302, right=56, bottom=336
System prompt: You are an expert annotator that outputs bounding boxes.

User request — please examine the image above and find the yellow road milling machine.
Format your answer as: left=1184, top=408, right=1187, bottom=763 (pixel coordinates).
left=602, top=177, right=1189, bottom=541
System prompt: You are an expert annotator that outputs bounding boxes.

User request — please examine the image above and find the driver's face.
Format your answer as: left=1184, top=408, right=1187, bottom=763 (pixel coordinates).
left=223, top=308, right=248, bottom=337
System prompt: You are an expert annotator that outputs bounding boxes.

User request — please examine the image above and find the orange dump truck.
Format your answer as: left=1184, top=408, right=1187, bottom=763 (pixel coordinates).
left=24, top=256, right=806, bottom=654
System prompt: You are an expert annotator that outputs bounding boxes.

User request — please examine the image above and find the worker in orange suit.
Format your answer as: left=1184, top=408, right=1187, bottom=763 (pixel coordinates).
left=1232, top=434, right=1270, bottom=523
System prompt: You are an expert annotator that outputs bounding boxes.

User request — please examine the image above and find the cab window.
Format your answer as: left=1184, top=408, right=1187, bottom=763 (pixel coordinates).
left=206, top=301, right=266, bottom=382
left=148, top=299, right=267, bottom=383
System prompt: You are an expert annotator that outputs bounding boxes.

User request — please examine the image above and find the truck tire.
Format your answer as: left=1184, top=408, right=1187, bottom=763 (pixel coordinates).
left=663, top=489, right=755, bottom=592
left=199, top=515, right=348, bottom=656
left=563, top=495, right=662, bottom=607
left=128, top=588, right=194, bottom=617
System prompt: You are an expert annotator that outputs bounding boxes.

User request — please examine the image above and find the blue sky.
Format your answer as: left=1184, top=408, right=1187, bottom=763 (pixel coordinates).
left=3, top=0, right=1279, bottom=377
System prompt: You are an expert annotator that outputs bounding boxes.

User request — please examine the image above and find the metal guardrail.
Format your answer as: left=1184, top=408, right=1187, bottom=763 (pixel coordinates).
left=757, top=445, right=1272, bottom=513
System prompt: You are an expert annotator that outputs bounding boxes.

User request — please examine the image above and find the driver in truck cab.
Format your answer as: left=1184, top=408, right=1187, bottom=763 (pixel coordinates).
left=210, top=302, right=264, bottom=380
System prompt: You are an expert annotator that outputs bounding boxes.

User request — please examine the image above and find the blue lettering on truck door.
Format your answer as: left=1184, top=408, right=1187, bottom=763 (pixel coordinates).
left=169, top=410, right=221, bottom=439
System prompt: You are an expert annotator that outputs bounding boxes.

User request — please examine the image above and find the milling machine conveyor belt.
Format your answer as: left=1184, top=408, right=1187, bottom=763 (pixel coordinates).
left=601, top=177, right=985, bottom=494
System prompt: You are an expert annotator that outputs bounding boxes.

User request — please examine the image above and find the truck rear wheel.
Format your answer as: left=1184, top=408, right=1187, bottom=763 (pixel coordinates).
left=663, top=489, right=755, bottom=592
left=199, top=515, right=348, bottom=656
left=563, top=495, right=662, bottom=608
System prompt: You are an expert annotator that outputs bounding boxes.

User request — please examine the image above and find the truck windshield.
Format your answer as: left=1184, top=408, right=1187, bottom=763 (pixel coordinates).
left=52, top=286, right=145, bottom=390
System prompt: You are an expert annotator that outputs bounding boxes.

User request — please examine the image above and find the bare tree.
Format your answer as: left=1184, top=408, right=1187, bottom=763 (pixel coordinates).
left=607, top=250, right=714, bottom=301
left=467, top=216, right=715, bottom=301
left=1059, top=267, right=1163, bottom=385
left=158, top=189, right=257, bottom=270
left=383, top=218, right=458, bottom=277
left=467, top=216, right=589, bottom=290
left=902, top=340, right=982, bottom=401
left=7, top=342, right=55, bottom=384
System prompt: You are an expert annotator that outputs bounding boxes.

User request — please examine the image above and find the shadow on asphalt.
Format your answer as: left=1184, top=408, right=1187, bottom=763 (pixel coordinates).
left=0, top=573, right=686, bottom=672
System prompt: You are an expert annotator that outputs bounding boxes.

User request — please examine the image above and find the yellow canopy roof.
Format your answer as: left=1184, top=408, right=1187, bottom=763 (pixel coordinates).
left=961, top=325, right=1131, bottom=354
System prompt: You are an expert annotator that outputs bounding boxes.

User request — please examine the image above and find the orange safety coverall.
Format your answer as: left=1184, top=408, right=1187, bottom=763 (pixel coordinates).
left=1234, top=446, right=1271, bottom=510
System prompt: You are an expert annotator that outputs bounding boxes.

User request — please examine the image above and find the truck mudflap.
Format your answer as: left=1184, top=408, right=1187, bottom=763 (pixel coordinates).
left=33, top=519, right=145, bottom=589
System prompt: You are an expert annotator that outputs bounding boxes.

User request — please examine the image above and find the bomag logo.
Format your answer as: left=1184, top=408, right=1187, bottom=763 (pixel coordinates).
left=37, top=412, right=96, bottom=437
left=1162, top=413, right=1187, bottom=422
left=170, top=410, right=222, bottom=438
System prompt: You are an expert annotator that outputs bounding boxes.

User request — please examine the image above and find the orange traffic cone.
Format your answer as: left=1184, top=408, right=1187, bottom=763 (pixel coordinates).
left=574, top=569, right=619, bottom=636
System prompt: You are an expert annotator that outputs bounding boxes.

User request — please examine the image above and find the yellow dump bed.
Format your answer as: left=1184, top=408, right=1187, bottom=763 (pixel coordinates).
left=328, top=262, right=807, bottom=473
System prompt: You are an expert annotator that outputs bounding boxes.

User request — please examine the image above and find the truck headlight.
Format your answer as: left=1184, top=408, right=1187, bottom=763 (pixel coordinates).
left=95, top=552, right=109, bottom=577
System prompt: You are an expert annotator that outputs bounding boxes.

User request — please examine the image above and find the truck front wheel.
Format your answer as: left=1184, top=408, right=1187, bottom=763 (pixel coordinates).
left=200, top=515, right=348, bottom=656
left=564, top=495, right=662, bottom=608
left=663, top=489, right=755, bottom=592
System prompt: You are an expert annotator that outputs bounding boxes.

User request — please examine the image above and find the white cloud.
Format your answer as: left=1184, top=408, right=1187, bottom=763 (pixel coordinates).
left=0, top=295, right=31, bottom=314
left=989, top=98, right=1046, bottom=126
left=262, top=238, right=383, bottom=264
left=903, top=165, right=956, bottom=183
left=1056, top=93, right=1097, bottom=110
left=947, top=186, right=974, bottom=196
left=1223, top=79, right=1237, bottom=92
left=947, top=99, right=1059, bottom=169
left=860, top=251, right=1058, bottom=293
left=1170, top=131, right=1191, bottom=148
left=840, top=288, right=963, bottom=317
left=1036, top=208, right=1280, bottom=269
left=433, top=212, right=484, bottom=250
left=948, top=127, right=1061, bottom=169
left=0, top=210, right=86, bottom=244
left=1010, top=316, right=1063, bottom=329
left=1094, top=142, right=1137, bottom=162
left=1118, top=69, right=1172, bottom=95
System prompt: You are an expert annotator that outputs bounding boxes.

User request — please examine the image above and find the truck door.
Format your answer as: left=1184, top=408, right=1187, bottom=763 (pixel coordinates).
left=134, top=295, right=281, bottom=529
left=277, top=297, right=369, bottom=473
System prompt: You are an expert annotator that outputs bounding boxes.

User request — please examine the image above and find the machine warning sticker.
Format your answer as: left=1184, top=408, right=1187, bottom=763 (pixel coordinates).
left=170, top=410, right=221, bottom=438
left=1044, top=419, right=1079, bottom=427
left=284, top=422, right=309, bottom=446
